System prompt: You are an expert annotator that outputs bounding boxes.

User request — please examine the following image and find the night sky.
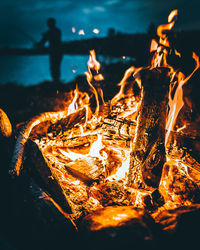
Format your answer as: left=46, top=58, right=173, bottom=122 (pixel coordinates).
left=0, top=0, right=200, bottom=85
left=0, top=0, right=200, bottom=48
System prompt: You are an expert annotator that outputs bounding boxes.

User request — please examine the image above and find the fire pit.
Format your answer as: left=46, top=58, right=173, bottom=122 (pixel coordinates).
left=9, top=10, right=200, bottom=248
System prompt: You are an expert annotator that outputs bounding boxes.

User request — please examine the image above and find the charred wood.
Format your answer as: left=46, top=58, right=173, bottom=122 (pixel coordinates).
left=159, top=160, right=200, bottom=205
left=65, top=158, right=105, bottom=183
left=128, top=67, right=170, bottom=188
left=128, top=68, right=170, bottom=187
left=25, top=140, right=72, bottom=213
left=102, top=117, right=136, bottom=148
left=166, top=131, right=200, bottom=173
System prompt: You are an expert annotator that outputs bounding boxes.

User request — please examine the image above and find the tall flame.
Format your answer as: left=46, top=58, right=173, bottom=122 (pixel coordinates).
left=165, top=53, right=200, bottom=144
left=85, top=50, right=105, bottom=116
left=151, top=9, right=178, bottom=68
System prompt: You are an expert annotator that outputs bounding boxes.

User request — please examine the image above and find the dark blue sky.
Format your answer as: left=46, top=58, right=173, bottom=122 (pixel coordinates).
left=0, top=0, right=200, bottom=48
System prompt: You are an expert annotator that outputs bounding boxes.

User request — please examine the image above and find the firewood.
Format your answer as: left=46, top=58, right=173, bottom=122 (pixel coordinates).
left=0, top=108, right=12, bottom=137
left=102, top=117, right=135, bottom=148
left=10, top=108, right=87, bottom=176
left=166, top=131, right=200, bottom=173
left=47, top=108, right=86, bottom=135
left=65, top=157, right=105, bottom=183
left=128, top=67, right=170, bottom=188
left=10, top=110, right=69, bottom=176
left=38, top=134, right=98, bottom=152
left=159, top=160, right=200, bottom=205
left=25, top=140, right=72, bottom=213
left=26, top=139, right=104, bottom=218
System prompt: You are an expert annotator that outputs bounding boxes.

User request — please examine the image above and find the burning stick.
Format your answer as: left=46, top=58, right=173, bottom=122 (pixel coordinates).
left=10, top=110, right=69, bottom=176
left=128, top=67, right=170, bottom=188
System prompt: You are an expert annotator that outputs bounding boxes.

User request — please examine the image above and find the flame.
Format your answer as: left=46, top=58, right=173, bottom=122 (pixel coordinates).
left=107, top=150, right=130, bottom=181
left=165, top=53, right=200, bottom=145
left=111, top=66, right=136, bottom=105
left=85, top=50, right=105, bottom=116
left=87, top=49, right=101, bottom=72
left=174, top=49, right=181, bottom=58
left=66, top=84, right=92, bottom=124
left=59, top=134, right=107, bottom=163
left=12, top=9, right=200, bottom=224
left=67, top=85, right=79, bottom=115
left=168, top=10, right=178, bottom=23
left=150, top=39, right=158, bottom=53
left=176, top=124, right=187, bottom=132
left=151, top=9, right=178, bottom=68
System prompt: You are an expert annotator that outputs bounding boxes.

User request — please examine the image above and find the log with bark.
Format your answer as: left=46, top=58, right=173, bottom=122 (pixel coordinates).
left=128, top=67, right=170, bottom=188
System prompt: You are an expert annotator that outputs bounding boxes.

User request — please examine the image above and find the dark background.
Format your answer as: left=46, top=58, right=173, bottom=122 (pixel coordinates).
left=0, top=0, right=200, bottom=85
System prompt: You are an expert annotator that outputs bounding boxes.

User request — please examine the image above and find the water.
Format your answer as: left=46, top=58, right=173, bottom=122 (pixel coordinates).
left=0, top=55, right=89, bottom=86
left=0, top=55, right=134, bottom=86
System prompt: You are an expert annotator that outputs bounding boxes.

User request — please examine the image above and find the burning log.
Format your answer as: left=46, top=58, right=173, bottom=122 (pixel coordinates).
left=0, top=108, right=12, bottom=137
left=128, top=67, right=170, bottom=188
left=102, top=117, right=136, bottom=149
left=65, top=158, right=104, bottom=183
left=166, top=132, right=200, bottom=173
left=25, top=140, right=72, bottom=213
left=10, top=109, right=86, bottom=176
left=159, top=160, right=200, bottom=205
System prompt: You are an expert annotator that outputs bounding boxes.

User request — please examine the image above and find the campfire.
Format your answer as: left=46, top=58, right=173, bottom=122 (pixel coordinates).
left=9, top=9, right=200, bottom=243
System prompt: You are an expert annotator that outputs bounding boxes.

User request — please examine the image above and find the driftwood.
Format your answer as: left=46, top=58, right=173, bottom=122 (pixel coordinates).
left=128, top=67, right=170, bottom=188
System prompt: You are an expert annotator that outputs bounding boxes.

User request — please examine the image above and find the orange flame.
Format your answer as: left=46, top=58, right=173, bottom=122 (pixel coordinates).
left=165, top=53, right=200, bottom=145
left=85, top=50, right=105, bottom=116
left=67, top=85, right=79, bottom=115
left=111, top=66, right=136, bottom=105
left=151, top=9, right=178, bottom=68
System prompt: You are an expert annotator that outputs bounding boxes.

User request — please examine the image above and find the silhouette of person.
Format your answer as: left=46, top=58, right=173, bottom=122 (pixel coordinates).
left=38, top=18, right=63, bottom=82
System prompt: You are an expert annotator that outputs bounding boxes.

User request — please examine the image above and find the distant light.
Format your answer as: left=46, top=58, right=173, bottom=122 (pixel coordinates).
left=72, top=27, right=76, bottom=33
left=78, top=29, right=85, bottom=35
left=72, top=69, right=77, bottom=73
left=93, top=28, right=100, bottom=34
left=122, top=56, right=126, bottom=59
